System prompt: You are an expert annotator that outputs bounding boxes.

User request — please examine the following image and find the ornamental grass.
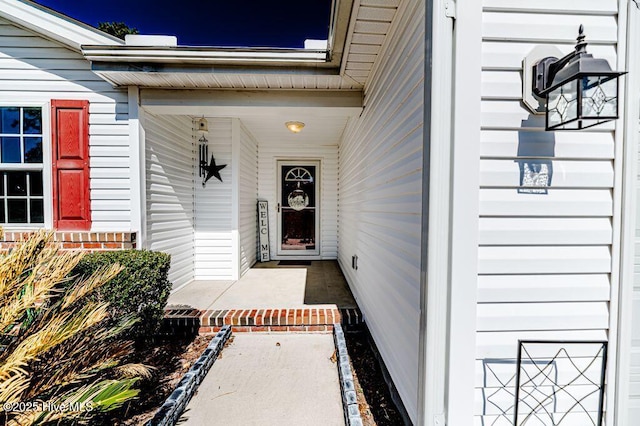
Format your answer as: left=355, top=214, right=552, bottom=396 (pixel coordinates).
left=0, top=229, right=151, bottom=425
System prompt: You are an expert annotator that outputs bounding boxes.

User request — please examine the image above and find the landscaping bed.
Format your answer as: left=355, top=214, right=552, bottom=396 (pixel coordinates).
left=1, top=231, right=401, bottom=425
left=108, top=335, right=211, bottom=425
left=103, top=330, right=403, bottom=426
left=0, top=232, right=175, bottom=426
left=345, top=331, right=405, bottom=426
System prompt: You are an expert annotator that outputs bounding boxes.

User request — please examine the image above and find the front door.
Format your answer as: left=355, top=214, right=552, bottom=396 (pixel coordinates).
left=277, top=160, right=320, bottom=256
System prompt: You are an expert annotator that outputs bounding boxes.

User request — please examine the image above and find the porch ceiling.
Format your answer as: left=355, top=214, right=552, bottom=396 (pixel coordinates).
left=91, top=69, right=364, bottom=90
left=239, top=114, right=351, bottom=147
left=141, top=89, right=357, bottom=147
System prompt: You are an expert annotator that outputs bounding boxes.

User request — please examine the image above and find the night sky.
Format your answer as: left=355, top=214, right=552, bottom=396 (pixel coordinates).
left=31, top=0, right=332, bottom=48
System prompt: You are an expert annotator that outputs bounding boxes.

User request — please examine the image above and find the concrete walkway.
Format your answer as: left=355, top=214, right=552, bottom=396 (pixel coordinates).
left=179, top=333, right=345, bottom=426
left=168, top=260, right=357, bottom=311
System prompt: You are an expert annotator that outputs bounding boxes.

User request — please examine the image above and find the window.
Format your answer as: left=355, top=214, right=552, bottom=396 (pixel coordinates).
left=0, top=107, right=44, bottom=224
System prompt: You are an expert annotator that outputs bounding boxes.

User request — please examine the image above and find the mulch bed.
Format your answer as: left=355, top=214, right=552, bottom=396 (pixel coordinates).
left=107, top=334, right=210, bottom=425
left=345, top=331, right=405, bottom=426
left=101, top=330, right=403, bottom=425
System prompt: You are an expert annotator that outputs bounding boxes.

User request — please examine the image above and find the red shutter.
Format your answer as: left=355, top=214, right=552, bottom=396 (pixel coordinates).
left=51, top=100, right=91, bottom=230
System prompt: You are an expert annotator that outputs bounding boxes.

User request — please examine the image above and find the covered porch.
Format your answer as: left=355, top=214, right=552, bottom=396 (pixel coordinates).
left=84, top=1, right=422, bottom=416
left=164, top=260, right=362, bottom=334
left=139, top=89, right=362, bottom=288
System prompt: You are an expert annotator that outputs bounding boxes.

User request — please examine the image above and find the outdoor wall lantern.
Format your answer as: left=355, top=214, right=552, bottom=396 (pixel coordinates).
left=524, top=25, right=626, bottom=131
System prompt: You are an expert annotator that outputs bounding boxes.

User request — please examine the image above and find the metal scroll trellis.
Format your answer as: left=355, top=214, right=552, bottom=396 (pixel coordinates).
left=514, top=340, right=607, bottom=426
left=479, top=341, right=607, bottom=426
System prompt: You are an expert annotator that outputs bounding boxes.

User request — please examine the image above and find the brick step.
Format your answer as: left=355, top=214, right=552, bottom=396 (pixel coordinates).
left=162, top=307, right=363, bottom=335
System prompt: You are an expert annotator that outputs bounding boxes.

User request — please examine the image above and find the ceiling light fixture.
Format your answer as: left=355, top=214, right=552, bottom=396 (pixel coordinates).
left=285, top=121, right=305, bottom=133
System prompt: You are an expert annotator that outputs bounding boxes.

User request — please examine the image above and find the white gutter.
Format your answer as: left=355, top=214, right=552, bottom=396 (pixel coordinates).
left=82, top=46, right=329, bottom=64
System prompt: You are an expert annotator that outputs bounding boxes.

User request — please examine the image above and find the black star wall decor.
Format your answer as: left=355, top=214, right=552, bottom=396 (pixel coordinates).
left=203, top=155, right=226, bottom=187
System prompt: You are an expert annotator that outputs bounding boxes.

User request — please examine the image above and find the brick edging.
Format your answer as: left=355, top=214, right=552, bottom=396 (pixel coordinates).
left=163, top=307, right=363, bottom=334
left=199, top=325, right=335, bottom=333
left=334, top=323, right=364, bottom=426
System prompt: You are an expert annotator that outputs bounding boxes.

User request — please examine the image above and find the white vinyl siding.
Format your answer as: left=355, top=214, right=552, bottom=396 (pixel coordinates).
left=238, top=121, right=258, bottom=276
left=0, top=17, right=131, bottom=231
left=338, top=0, right=423, bottom=421
left=632, top=229, right=640, bottom=419
left=144, top=113, right=194, bottom=289
left=257, top=143, right=338, bottom=260
left=631, top=99, right=640, bottom=420
left=194, top=118, right=233, bottom=280
left=475, top=1, right=619, bottom=423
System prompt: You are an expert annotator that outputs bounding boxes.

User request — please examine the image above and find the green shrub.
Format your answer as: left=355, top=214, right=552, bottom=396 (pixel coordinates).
left=72, top=250, right=172, bottom=341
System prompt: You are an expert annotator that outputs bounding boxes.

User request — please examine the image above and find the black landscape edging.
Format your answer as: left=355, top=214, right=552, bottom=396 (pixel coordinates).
left=146, top=325, right=232, bottom=426
left=333, top=323, right=364, bottom=426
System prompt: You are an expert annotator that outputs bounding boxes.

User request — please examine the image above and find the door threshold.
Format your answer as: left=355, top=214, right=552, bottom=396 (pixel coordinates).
left=278, top=260, right=312, bottom=266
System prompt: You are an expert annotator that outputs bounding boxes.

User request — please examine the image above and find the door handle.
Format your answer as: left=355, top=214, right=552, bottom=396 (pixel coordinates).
left=277, top=203, right=280, bottom=213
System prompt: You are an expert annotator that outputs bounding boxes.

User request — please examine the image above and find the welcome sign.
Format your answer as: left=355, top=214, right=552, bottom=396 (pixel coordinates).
left=257, top=200, right=270, bottom=262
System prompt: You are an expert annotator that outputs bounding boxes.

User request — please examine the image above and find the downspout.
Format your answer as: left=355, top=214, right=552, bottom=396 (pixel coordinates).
left=418, top=0, right=455, bottom=424
left=614, top=0, right=640, bottom=423
left=419, top=0, right=481, bottom=424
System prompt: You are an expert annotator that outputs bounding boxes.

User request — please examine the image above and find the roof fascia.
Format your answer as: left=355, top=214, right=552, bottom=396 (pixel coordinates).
left=0, top=0, right=123, bottom=51
left=326, top=0, right=354, bottom=67
left=82, top=46, right=330, bottom=66
left=91, top=61, right=341, bottom=76
left=81, top=0, right=354, bottom=70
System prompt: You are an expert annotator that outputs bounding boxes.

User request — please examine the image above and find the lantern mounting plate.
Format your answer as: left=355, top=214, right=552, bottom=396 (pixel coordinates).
left=522, top=45, right=563, bottom=114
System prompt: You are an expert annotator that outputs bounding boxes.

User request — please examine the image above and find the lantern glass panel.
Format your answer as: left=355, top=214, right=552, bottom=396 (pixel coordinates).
left=581, top=76, right=618, bottom=119
left=547, top=79, right=578, bottom=129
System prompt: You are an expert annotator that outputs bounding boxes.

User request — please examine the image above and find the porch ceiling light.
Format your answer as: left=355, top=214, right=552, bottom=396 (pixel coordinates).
left=285, top=121, right=305, bottom=133
left=528, top=25, right=626, bottom=131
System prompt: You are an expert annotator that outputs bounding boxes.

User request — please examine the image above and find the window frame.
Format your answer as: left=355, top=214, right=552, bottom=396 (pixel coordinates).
left=0, top=102, right=52, bottom=229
